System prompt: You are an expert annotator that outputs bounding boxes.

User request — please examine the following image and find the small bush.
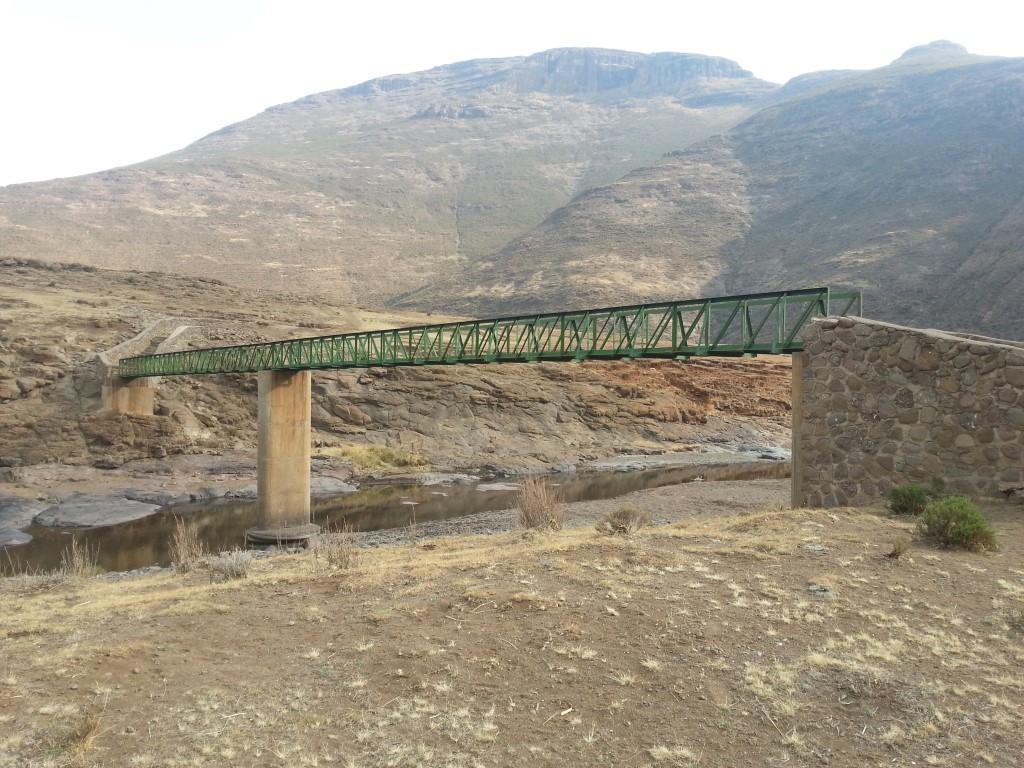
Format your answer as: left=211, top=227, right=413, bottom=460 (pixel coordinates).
left=206, top=549, right=254, bottom=581
left=516, top=477, right=564, bottom=531
left=169, top=516, right=206, bottom=572
left=917, top=497, right=997, bottom=552
left=886, top=536, right=911, bottom=559
left=888, top=484, right=929, bottom=516
left=596, top=505, right=651, bottom=535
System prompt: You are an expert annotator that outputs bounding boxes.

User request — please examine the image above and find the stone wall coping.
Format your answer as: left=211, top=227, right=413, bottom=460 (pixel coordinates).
left=808, top=316, right=1024, bottom=353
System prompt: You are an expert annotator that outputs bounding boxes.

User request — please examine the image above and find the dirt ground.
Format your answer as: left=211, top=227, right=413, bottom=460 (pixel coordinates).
left=2, top=481, right=1023, bottom=768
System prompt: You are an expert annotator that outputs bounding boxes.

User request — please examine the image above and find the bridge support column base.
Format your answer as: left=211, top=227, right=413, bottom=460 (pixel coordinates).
left=254, top=370, right=316, bottom=539
left=103, top=376, right=155, bottom=415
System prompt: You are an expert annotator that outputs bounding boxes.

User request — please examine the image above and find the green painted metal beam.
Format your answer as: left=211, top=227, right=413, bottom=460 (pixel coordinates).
left=117, top=287, right=862, bottom=379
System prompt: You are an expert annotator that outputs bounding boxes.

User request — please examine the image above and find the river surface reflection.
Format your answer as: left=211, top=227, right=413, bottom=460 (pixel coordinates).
left=4, top=461, right=788, bottom=574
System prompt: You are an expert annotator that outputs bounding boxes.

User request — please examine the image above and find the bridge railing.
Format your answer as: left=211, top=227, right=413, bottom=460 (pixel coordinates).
left=118, top=288, right=862, bottom=378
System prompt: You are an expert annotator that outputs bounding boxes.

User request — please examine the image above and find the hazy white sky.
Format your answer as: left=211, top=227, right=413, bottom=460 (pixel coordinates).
left=1, top=0, right=1021, bottom=186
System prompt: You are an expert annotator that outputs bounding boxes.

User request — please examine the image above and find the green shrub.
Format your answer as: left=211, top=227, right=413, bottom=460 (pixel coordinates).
left=917, top=497, right=997, bottom=552
left=888, top=484, right=929, bottom=516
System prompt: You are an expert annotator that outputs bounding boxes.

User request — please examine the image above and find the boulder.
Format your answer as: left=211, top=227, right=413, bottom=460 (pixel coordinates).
left=124, top=489, right=193, bottom=507
left=0, top=380, right=19, bottom=401
left=29, top=345, right=68, bottom=365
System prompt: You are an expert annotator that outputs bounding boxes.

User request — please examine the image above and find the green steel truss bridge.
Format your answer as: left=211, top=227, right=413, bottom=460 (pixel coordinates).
left=118, top=288, right=862, bottom=379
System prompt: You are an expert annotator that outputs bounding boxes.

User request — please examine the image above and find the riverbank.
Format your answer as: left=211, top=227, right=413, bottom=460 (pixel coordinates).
left=353, top=476, right=790, bottom=548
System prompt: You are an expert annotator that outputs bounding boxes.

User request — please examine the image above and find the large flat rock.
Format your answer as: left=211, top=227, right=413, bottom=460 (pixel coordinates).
left=225, top=477, right=358, bottom=501
left=33, top=495, right=162, bottom=528
left=124, top=488, right=195, bottom=507
left=311, top=477, right=358, bottom=496
left=0, top=528, right=32, bottom=546
left=0, top=494, right=47, bottom=530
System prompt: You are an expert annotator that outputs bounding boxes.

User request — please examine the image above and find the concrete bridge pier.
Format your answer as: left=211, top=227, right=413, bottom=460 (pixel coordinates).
left=103, top=375, right=156, bottom=415
left=248, top=369, right=318, bottom=543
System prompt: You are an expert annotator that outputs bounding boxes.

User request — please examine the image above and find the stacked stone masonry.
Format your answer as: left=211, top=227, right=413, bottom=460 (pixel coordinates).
left=797, top=317, right=1024, bottom=508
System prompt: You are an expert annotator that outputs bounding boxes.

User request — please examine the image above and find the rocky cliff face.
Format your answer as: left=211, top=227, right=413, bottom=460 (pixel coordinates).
left=505, top=48, right=769, bottom=99
left=308, top=358, right=791, bottom=470
left=310, top=48, right=771, bottom=103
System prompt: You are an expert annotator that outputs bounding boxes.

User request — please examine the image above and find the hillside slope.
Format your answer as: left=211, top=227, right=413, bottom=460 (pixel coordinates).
left=403, top=43, right=1024, bottom=338
left=0, top=49, right=771, bottom=307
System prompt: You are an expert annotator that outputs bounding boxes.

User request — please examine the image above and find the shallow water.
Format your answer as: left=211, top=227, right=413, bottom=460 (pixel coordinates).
left=3, top=461, right=788, bottom=574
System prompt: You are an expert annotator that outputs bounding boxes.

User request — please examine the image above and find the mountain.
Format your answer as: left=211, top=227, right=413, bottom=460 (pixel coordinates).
left=3, top=43, right=1022, bottom=339
left=400, top=43, right=1024, bottom=338
left=0, top=48, right=772, bottom=307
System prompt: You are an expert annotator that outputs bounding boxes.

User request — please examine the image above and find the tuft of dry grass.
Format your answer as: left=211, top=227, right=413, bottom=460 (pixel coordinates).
left=887, top=536, right=911, bottom=560
left=596, top=504, right=651, bottom=535
left=169, top=516, right=206, bottom=572
left=516, top=477, right=565, bottom=531
left=319, top=444, right=428, bottom=470
left=312, top=522, right=360, bottom=572
left=60, top=537, right=99, bottom=580
left=64, top=709, right=105, bottom=759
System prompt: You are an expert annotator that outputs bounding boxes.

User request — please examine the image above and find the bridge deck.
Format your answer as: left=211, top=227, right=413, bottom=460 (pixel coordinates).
left=118, top=288, right=862, bottom=378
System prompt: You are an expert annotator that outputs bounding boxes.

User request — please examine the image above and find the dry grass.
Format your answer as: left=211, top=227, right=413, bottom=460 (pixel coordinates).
left=595, top=504, right=651, bottom=535
left=311, top=522, right=360, bottom=572
left=204, top=549, right=254, bottom=581
left=516, top=476, right=565, bottom=530
left=169, top=516, right=206, bottom=571
left=317, top=444, right=428, bottom=470
left=887, top=535, right=911, bottom=559
left=60, top=537, right=99, bottom=580
left=2, top=497, right=1022, bottom=768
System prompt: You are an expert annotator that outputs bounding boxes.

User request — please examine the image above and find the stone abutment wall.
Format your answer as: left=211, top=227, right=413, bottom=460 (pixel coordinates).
left=795, top=317, right=1024, bottom=508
